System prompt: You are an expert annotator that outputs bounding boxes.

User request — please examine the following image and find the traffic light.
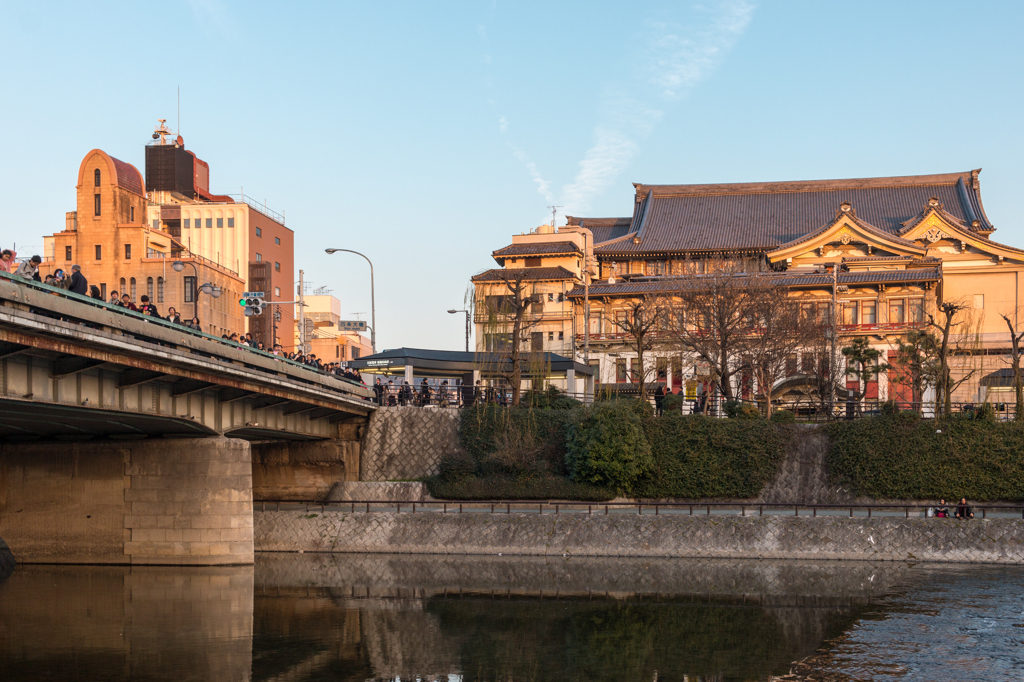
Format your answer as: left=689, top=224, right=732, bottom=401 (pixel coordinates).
left=239, top=293, right=266, bottom=316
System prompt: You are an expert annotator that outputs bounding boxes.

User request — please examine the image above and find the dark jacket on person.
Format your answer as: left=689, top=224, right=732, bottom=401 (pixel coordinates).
left=956, top=503, right=974, bottom=519
left=138, top=303, right=160, bottom=317
left=68, top=271, right=88, bottom=295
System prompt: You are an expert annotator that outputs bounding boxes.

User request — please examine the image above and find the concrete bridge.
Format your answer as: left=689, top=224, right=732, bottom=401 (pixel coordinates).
left=0, top=272, right=376, bottom=566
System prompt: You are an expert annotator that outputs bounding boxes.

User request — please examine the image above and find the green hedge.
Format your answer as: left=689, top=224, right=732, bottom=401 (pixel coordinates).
left=825, top=414, right=1024, bottom=501
left=459, top=403, right=582, bottom=471
left=566, top=401, right=653, bottom=494
left=634, top=415, right=791, bottom=499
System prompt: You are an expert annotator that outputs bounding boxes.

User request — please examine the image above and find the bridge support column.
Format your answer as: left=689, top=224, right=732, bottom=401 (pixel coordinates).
left=0, top=437, right=253, bottom=565
left=251, top=426, right=362, bottom=501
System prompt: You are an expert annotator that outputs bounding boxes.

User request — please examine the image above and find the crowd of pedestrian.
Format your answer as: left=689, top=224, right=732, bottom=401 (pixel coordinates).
left=369, top=378, right=508, bottom=408
left=1, top=253, right=368, bottom=390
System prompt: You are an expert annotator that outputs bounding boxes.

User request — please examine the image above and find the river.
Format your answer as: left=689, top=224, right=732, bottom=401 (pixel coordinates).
left=1, top=552, right=1022, bottom=681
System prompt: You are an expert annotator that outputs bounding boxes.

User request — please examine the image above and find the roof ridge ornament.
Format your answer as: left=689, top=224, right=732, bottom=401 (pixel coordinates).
left=837, top=201, right=855, bottom=218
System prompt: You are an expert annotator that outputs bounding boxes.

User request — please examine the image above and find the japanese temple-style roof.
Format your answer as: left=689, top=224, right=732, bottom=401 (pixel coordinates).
left=471, top=266, right=578, bottom=283
left=565, top=216, right=634, bottom=245
left=492, top=241, right=582, bottom=260
left=565, top=266, right=942, bottom=299
left=585, top=170, right=992, bottom=256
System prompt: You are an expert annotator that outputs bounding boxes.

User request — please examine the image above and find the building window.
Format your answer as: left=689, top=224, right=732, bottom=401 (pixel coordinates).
left=100, top=283, right=106, bottom=299
left=525, top=257, right=542, bottom=267
left=547, top=293, right=554, bottom=302
left=255, top=253, right=262, bottom=261
left=352, top=348, right=360, bottom=360
left=256, top=227, right=262, bottom=237
left=65, top=245, right=72, bottom=261
left=841, top=302, right=858, bottom=325
left=974, top=294, right=985, bottom=309
left=558, top=331, right=564, bottom=340
left=861, top=301, right=877, bottom=325
left=184, top=276, right=196, bottom=303
left=228, top=217, right=234, bottom=227
left=130, top=277, right=137, bottom=301
left=888, top=299, right=905, bottom=324
left=184, top=218, right=190, bottom=229
left=147, top=277, right=154, bottom=300
left=94, top=168, right=101, bottom=186
left=205, top=218, right=212, bottom=228
left=275, top=261, right=280, bottom=272
left=125, top=243, right=131, bottom=259
left=548, top=331, right=554, bottom=341
left=616, top=358, right=628, bottom=383
left=157, top=277, right=164, bottom=303
left=275, top=286, right=281, bottom=296
left=274, top=237, right=280, bottom=245
left=908, top=298, right=924, bottom=323
left=94, top=194, right=101, bottom=216
left=120, top=277, right=126, bottom=294
left=130, top=206, right=135, bottom=222
left=216, top=217, right=223, bottom=228
left=95, top=245, right=102, bottom=260
left=152, top=219, right=159, bottom=230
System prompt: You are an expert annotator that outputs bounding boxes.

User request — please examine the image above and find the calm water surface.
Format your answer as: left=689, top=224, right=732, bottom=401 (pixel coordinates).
left=1, top=552, right=1023, bottom=681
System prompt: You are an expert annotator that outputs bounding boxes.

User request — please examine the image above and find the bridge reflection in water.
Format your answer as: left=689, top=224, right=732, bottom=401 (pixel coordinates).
left=0, top=554, right=921, bottom=682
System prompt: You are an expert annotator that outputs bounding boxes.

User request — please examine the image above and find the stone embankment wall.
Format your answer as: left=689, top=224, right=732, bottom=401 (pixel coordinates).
left=359, top=406, right=460, bottom=481
left=255, top=510, right=1024, bottom=564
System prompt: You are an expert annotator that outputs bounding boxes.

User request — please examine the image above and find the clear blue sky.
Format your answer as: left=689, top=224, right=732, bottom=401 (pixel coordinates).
left=2, top=1, right=1022, bottom=351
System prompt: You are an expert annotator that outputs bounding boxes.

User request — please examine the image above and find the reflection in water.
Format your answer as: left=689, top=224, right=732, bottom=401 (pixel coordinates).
left=1, top=554, right=1022, bottom=681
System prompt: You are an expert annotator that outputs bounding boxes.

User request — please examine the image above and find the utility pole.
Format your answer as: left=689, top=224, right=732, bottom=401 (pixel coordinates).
left=298, top=269, right=306, bottom=353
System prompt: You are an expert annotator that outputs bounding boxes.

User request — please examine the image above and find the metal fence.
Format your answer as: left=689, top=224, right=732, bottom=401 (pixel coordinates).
left=261, top=499, right=1024, bottom=519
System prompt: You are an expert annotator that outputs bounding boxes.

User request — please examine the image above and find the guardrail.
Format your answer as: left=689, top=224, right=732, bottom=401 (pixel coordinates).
left=260, top=499, right=1024, bottom=519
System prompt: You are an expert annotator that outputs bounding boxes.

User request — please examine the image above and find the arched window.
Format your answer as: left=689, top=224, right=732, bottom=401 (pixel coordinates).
left=157, top=277, right=164, bottom=303
left=147, top=277, right=154, bottom=300
left=94, top=168, right=100, bottom=187
left=130, top=277, right=137, bottom=301
left=120, top=277, right=126, bottom=295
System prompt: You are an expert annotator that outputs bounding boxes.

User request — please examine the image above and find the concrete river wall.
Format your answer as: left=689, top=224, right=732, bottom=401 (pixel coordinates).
left=255, top=510, right=1024, bottom=564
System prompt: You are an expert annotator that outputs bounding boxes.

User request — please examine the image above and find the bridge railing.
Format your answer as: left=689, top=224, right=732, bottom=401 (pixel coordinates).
left=0, top=271, right=373, bottom=402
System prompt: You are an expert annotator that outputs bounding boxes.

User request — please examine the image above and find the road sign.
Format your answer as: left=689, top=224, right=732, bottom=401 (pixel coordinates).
left=242, top=291, right=265, bottom=298
left=339, top=320, right=367, bottom=331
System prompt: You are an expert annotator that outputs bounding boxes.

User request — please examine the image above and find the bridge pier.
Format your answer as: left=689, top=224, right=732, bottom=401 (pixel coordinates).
left=251, top=424, right=363, bottom=501
left=0, top=437, right=253, bottom=565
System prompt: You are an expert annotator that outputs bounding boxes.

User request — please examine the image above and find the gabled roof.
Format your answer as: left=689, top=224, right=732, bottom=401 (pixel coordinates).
left=582, top=170, right=993, bottom=256
left=492, top=241, right=582, bottom=259
left=471, top=266, right=578, bottom=283
left=565, top=216, right=633, bottom=244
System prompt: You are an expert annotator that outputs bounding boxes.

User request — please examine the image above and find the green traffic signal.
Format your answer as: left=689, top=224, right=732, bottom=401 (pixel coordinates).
left=239, top=298, right=247, bottom=307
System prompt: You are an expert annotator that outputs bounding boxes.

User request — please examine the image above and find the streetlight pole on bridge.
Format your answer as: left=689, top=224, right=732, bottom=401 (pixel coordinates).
left=324, top=248, right=376, bottom=354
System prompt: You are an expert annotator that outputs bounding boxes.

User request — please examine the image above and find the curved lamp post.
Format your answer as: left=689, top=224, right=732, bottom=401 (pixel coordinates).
left=448, top=309, right=469, bottom=352
left=172, top=260, right=222, bottom=324
left=325, top=248, right=375, bottom=354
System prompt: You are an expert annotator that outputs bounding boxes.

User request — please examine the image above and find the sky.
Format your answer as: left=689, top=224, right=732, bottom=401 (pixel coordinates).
left=2, top=0, right=1023, bottom=351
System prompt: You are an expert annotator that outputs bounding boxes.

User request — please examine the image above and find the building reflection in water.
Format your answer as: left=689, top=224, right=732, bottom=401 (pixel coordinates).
left=1, top=554, right=919, bottom=681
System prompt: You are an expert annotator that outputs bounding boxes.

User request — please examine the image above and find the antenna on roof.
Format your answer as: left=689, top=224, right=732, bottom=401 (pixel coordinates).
left=152, top=119, right=172, bottom=144
left=547, top=205, right=563, bottom=230
left=177, top=86, right=180, bottom=138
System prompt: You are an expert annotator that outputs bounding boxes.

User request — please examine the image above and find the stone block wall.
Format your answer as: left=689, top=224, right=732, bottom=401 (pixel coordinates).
left=251, top=439, right=360, bottom=501
left=255, top=510, right=1024, bottom=564
left=360, top=406, right=460, bottom=481
left=0, top=438, right=254, bottom=565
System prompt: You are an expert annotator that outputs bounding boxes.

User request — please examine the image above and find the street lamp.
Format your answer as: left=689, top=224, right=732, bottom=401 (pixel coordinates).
left=325, top=248, right=376, bottom=354
left=172, top=259, right=199, bottom=320
left=448, top=309, right=470, bottom=352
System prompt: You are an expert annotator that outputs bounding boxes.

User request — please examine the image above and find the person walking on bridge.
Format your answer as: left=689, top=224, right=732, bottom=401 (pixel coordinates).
left=68, top=265, right=88, bottom=295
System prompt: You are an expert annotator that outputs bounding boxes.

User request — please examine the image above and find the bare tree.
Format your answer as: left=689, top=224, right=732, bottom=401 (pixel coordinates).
left=744, top=291, right=819, bottom=415
left=804, top=311, right=844, bottom=418
left=613, top=295, right=664, bottom=402
left=925, top=300, right=975, bottom=416
left=478, top=270, right=542, bottom=407
left=998, top=309, right=1024, bottom=421
left=663, top=262, right=760, bottom=403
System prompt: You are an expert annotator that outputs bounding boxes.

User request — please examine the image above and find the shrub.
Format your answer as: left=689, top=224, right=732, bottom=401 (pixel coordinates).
left=825, top=416, right=1024, bottom=501
left=520, top=385, right=583, bottom=410
left=770, top=409, right=795, bottom=424
left=437, top=452, right=475, bottom=482
left=725, top=400, right=761, bottom=419
left=459, top=403, right=581, bottom=472
left=635, top=415, right=790, bottom=499
left=566, top=402, right=653, bottom=494
left=662, top=392, right=684, bottom=413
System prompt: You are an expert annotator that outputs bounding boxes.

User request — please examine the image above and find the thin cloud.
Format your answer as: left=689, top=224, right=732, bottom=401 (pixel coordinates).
left=559, top=0, right=756, bottom=218
left=510, top=145, right=554, bottom=205
left=498, top=116, right=508, bottom=133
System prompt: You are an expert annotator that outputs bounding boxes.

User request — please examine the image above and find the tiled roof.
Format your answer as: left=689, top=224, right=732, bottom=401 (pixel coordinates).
left=472, top=266, right=578, bottom=282
left=566, top=267, right=941, bottom=298
left=566, top=216, right=634, bottom=244
left=492, top=241, right=582, bottom=258
left=592, top=170, right=992, bottom=256
left=111, top=156, right=145, bottom=196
